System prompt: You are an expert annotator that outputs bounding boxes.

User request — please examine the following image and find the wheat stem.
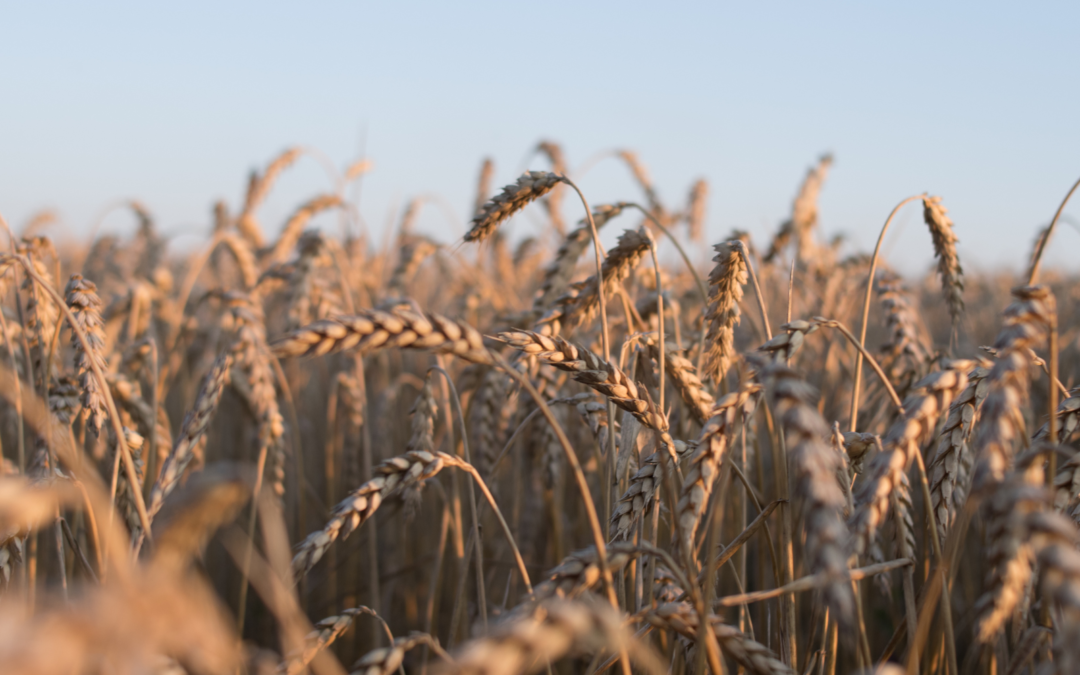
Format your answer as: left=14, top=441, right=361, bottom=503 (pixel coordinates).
left=851, top=194, right=924, bottom=431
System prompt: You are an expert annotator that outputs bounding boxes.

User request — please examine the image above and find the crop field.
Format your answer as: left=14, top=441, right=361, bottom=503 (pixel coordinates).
left=0, top=144, right=1077, bottom=675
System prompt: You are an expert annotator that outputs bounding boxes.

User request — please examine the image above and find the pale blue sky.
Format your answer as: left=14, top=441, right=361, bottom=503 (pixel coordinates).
left=2, top=1, right=1078, bottom=274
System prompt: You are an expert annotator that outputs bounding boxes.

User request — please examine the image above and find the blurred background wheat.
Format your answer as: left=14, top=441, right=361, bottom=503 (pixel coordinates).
left=4, top=3, right=1080, bottom=674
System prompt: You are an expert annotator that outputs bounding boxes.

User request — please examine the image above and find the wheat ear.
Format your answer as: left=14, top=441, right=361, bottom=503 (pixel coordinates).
left=676, top=383, right=759, bottom=553
left=442, top=598, right=658, bottom=675
left=65, top=274, right=108, bottom=435
left=267, top=194, right=342, bottom=265
left=703, top=241, right=748, bottom=383
left=643, top=602, right=793, bottom=675
left=279, top=606, right=379, bottom=675
left=533, top=204, right=625, bottom=310
left=927, top=362, right=991, bottom=541
left=922, top=195, right=965, bottom=328
left=495, top=330, right=671, bottom=436
left=541, top=228, right=652, bottom=328
left=272, top=307, right=492, bottom=365
left=292, top=449, right=449, bottom=577
left=761, top=361, right=854, bottom=628
left=970, top=286, right=1054, bottom=492
left=685, top=179, right=708, bottom=242
left=147, top=346, right=236, bottom=518
left=352, top=632, right=448, bottom=675
left=464, top=171, right=564, bottom=243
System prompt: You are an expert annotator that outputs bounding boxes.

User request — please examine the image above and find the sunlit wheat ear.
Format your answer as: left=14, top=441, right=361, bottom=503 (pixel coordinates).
left=267, top=194, right=342, bottom=264
left=272, top=307, right=492, bottom=365
left=229, top=296, right=286, bottom=500
left=973, top=477, right=1046, bottom=643
left=649, top=341, right=715, bottom=424
left=401, top=377, right=438, bottom=518
left=470, top=368, right=512, bottom=475
left=651, top=565, right=685, bottom=603
left=65, top=274, right=108, bottom=436
left=1027, top=511, right=1080, bottom=670
left=676, top=382, right=759, bottom=553
left=927, top=361, right=991, bottom=541
left=495, top=330, right=670, bottom=437
left=849, top=360, right=975, bottom=556
left=534, top=203, right=626, bottom=310
left=685, top=179, right=708, bottom=242
left=237, top=147, right=303, bottom=248
left=759, top=361, right=853, bottom=629
left=217, top=231, right=259, bottom=290
left=387, top=236, right=437, bottom=300
left=643, top=603, right=793, bottom=675
left=876, top=273, right=931, bottom=395
left=1047, top=390, right=1080, bottom=512
left=292, top=450, right=450, bottom=577
left=441, top=598, right=647, bottom=675
left=19, top=238, right=60, bottom=392
left=352, top=632, right=446, bottom=675
left=530, top=542, right=639, bottom=601
left=541, top=227, right=651, bottom=327
left=283, top=230, right=327, bottom=328
left=703, top=241, right=747, bottom=382
left=464, top=171, right=564, bottom=243
left=764, top=153, right=832, bottom=264
left=279, top=606, right=379, bottom=675
left=610, top=440, right=690, bottom=540
left=148, top=346, right=236, bottom=518
left=970, top=286, right=1054, bottom=493
left=922, top=195, right=965, bottom=327
left=569, top=395, right=618, bottom=455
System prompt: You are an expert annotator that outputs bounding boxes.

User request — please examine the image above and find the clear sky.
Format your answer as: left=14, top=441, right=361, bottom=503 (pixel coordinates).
left=2, top=1, right=1078, bottom=275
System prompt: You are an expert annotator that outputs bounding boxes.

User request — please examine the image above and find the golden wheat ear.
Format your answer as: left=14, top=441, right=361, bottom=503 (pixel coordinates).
left=464, top=171, right=564, bottom=243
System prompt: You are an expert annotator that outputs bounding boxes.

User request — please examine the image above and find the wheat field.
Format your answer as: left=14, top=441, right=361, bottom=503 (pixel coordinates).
left=0, top=144, right=1077, bottom=675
